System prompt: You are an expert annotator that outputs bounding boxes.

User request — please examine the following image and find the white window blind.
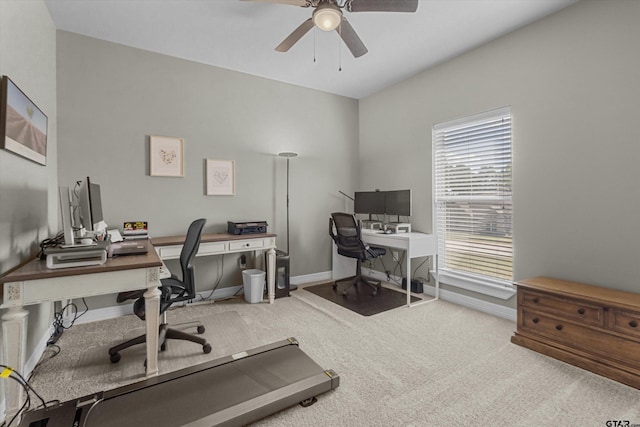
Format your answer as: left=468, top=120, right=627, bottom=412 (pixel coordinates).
left=433, top=107, right=513, bottom=285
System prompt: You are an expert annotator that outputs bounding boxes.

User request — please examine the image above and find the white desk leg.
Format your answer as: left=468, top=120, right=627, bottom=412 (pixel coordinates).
left=266, top=248, right=276, bottom=304
left=143, top=268, right=162, bottom=376
left=406, top=252, right=412, bottom=307
left=2, top=305, right=28, bottom=417
left=435, top=254, right=440, bottom=300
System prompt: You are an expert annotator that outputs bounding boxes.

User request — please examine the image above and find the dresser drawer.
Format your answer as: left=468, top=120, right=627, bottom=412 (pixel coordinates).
left=609, top=310, right=640, bottom=339
left=521, top=308, right=640, bottom=366
left=521, top=290, right=604, bottom=326
left=229, top=239, right=265, bottom=251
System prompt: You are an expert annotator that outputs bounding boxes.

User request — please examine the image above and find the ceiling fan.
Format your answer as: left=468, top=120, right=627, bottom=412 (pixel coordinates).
left=243, top=0, right=419, bottom=58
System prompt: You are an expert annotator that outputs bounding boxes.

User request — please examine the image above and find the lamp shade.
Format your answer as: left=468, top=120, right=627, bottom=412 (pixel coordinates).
left=312, top=4, right=342, bottom=31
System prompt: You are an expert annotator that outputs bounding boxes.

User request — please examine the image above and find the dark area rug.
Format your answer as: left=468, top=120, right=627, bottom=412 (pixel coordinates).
left=304, top=281, right=420, bottom=316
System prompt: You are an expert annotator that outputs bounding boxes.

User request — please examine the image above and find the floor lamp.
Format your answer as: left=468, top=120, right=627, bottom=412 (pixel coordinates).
left=279, top=152, right=298, bottom=291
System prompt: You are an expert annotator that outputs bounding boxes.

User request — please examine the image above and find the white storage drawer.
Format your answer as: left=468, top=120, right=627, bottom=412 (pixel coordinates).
left=229, top=239, right=265, bottom=251
left=156, top=245, right=182, bottom=259
left=198, top=242, right=227, bottom=256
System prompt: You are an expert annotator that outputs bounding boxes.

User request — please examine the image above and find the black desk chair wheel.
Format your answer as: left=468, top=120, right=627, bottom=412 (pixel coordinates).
left=108, top=218, right=211, bottom=364
left=329, top=212, right=386, bottom=296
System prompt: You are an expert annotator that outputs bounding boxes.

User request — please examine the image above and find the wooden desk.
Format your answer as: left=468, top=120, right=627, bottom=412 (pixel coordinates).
left=151, top=233, right=277, bottom=303
left=0, top=240, right=163, bottom=416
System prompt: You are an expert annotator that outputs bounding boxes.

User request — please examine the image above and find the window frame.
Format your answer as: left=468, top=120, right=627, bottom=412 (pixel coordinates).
left=432, top=107, right=515, bottom=299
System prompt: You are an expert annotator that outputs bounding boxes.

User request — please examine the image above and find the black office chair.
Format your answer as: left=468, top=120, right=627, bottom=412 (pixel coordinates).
left=329, top=212, right=386, bottom=296
left=108, top=218, right=211, bottom=363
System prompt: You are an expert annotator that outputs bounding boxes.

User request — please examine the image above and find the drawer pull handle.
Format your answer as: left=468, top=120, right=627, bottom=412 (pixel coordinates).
left=532, top=298, right=539, bottom=304
left=532, top=318, right=540, bottom=324
left=555, top=324, right=563, bottom=331
left=630, top=321, right=638, bottom=328
left=577, top=308, right=585, bottom=315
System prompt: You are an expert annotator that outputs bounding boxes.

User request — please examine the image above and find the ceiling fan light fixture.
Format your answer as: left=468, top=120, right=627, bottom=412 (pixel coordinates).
left=312, top=4, right=342, bottom=31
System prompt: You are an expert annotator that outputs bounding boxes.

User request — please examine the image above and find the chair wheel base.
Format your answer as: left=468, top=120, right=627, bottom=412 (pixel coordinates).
left=203, top=343, right=212, bottom=354
left=197, top=325, right=205, bottom=334
left=110, top=353, right=121, bottom=364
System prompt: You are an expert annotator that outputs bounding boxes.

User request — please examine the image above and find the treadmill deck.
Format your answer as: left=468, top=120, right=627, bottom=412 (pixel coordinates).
left=19, top=338, right=339, bottom=427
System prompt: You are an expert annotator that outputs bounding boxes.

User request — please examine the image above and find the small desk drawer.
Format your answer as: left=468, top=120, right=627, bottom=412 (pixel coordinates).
left=521, top=290, right=604, bottom=326
left=198, top=242, right=227, bottom=256
left=229, top=239, right=265, bottom=251
left=156, top=245, right=182, bottom=259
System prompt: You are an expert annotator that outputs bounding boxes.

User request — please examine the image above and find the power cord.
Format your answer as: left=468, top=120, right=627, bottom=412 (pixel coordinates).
left=47, top=298, right=89, bottom=346
left=37, top=231, right=65, bottom=260
left=199, top=255, right=225, bottom=302
left=27, top=345, right=61, bottom=383
left=0, top=365, right=51, bottom=427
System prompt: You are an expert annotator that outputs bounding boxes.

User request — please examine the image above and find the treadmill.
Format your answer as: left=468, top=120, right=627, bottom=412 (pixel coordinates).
left=19, top=338, right=339, bottom=427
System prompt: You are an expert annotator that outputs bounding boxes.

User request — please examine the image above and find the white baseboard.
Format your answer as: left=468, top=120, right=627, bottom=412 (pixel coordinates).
left=24, top=323, right=56, bottom=376
left=362, top=267, right=516, bottom=321
left=46, top=270, right=513, bottom=362
left=290, top=271, right=332, bottom=285
left=72, top=285, right=245, bottom=325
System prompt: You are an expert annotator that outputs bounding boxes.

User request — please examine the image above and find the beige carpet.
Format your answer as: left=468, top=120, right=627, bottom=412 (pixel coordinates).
left=28, top=284, right=640, bottom=426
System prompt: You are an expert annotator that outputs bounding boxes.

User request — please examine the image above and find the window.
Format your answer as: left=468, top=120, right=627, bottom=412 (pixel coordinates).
left=433, top=107, right=513, bottom=297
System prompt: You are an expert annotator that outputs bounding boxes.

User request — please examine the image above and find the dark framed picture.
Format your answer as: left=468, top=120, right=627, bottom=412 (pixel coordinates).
left=0, top=76, right=48, bottom=165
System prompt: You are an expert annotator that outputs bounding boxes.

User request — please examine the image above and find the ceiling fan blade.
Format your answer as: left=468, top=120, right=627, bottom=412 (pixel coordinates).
left=347, top=0, right=418, bottom=13
left=275, top=18, right=315, bottom=52
left=240, top=0, right=310, bottom=6
left=336, top=18, right=368, bottom=58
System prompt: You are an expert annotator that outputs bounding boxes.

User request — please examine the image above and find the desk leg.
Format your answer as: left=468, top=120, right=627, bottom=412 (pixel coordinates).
left=143, top=268, right=162, bottom=377
left=406, top=253, right=412, bottom=307
left=435, top=254, right=440, bottom=300
left=266, top=248, right=276, bottom=304
left=409, top=254, right=440, bottom=307
left=2, top=305, right=28, bottom=417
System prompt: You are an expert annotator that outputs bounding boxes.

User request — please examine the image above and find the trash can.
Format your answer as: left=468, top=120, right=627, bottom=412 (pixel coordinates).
left=242, top=269, right=266, bottom=303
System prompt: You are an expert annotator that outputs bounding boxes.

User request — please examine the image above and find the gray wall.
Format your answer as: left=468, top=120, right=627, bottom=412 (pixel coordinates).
left=359, top=0, right=640, bottom=308
left=56, top=31, right=359, bottom=299
left=0, top=0, right=58, bottom=399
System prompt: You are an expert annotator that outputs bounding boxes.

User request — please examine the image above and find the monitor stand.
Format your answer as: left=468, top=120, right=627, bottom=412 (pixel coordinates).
left=60, top=241, right=97, bottom=249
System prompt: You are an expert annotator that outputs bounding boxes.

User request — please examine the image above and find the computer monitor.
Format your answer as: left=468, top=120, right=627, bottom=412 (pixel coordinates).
left=78, top=177, right=105, bottom=232
left=354, top=191, right=386, bottom=215
left=385, top=189, right=412, bottom=217
left=58, top=186, right=75, bottom=246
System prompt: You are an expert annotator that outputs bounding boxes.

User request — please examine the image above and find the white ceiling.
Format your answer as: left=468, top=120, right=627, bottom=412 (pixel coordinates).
left=44, top=0, right=577, bottom=99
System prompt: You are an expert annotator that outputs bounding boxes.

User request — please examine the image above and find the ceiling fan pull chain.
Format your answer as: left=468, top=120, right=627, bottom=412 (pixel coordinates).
left=313, top=27, right=317, bottom=63
left=338, top=21, right=342, bottom=71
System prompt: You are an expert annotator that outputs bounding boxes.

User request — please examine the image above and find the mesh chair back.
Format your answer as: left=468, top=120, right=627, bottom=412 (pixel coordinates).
left=179, top=218, right=206, bottom=298
left=330, top=212, right=366, bottom=256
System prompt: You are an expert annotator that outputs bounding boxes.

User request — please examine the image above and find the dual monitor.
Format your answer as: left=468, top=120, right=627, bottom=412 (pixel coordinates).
left=354, top=189, right=411, bottom=217
left=59, top=176, right=105, bottom=247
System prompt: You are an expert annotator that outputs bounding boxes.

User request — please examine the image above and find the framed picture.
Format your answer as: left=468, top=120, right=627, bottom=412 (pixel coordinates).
left=149, top=135, right=184, bottom=177
left=0, top=76, right=48, bottom=165
left=206, top=159, right=235, bottom=196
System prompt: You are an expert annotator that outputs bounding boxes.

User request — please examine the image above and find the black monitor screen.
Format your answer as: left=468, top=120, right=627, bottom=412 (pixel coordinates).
left=78, top=177, right=104, bottom=231
left=354, top=191, right=386, bottom=215
left=385, top=189, right=412, bottom=217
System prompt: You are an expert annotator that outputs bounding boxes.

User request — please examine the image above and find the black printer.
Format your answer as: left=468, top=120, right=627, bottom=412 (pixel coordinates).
left=227, top=221, right=268, bottom=235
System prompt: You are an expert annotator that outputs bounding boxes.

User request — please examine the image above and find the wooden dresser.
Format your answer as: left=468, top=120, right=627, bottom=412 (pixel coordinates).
left=512, top=276, right=640, bottom=389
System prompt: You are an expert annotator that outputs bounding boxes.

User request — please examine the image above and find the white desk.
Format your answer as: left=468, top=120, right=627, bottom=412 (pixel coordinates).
left=332, top=230, right=438, bottom=307
left=151, top=233, right=277, bottom=303
left=0, top=240, right=162, bottom=417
